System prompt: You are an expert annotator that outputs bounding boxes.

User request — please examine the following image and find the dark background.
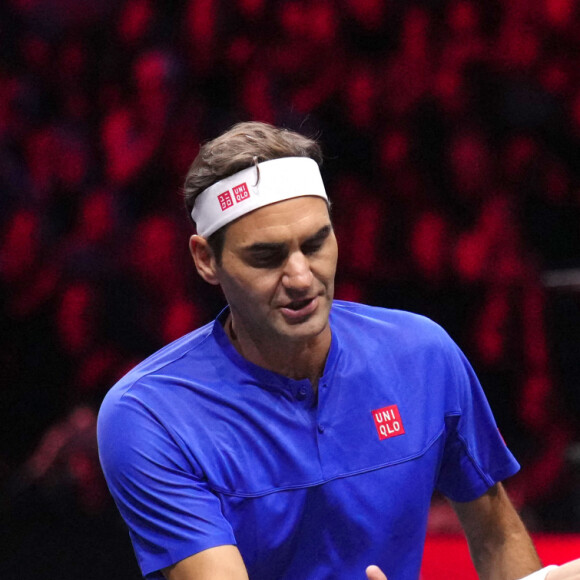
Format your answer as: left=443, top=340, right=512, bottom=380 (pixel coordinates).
left=1, top=0, right=579, bottom=578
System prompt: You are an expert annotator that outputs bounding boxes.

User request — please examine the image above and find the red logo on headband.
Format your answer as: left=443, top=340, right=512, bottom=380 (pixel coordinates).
left=233, top=183, right=250, bottom=203
left=217, top=184, right=250, bottom=212
left=217, top=191, right=234, bottom=211
left=372, top=405, right=405, bottom=441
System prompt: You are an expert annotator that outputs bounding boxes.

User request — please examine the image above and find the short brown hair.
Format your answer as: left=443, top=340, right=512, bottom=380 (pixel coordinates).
left=184, top=121, right=323, bottom=226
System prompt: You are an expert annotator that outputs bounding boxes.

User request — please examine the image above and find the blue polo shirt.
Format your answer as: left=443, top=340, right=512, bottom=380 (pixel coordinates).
left=97, top=301, right=519, bottom=579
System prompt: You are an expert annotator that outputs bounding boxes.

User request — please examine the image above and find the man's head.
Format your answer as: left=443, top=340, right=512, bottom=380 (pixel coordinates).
left=186, top=122, right=337, bottom=350
left=184, top=122, right=323, bottom=263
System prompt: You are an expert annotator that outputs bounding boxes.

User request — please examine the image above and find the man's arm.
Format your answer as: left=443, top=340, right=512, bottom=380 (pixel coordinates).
left=162, top=545, right=249, bottom=580
left=451, top=482, right=541, bottom=580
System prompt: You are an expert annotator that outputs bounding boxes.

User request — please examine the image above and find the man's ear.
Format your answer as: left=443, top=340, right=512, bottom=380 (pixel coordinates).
left=189, top=235, right=220, bottom=285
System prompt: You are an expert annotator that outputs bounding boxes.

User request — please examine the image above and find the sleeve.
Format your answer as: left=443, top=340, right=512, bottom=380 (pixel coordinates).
left=435, top=340, right=521, bottom=502
left=97, top=388, right=237, bottom=578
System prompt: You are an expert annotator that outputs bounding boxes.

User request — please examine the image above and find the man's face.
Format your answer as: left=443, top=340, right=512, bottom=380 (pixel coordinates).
left=215, top=196, right=338, bottom=346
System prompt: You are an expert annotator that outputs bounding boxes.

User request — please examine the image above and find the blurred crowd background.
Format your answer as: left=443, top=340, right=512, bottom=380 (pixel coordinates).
left=1, top=0, right=579, bottom=578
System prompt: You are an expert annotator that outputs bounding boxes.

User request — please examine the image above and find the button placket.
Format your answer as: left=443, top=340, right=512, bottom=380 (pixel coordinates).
left=316, top=381, right=328, bottom=435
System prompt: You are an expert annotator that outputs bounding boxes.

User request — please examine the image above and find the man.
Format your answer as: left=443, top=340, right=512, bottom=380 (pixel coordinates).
left=98, top=122, right=557, bottom=579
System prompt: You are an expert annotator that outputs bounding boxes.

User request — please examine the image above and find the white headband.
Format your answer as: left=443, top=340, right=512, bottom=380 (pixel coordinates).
left=191, top=157, right=328, bottom=238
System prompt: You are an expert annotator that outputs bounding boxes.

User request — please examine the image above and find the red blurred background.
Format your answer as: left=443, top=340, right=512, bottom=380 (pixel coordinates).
left=0, top=0, right=578, bottom=577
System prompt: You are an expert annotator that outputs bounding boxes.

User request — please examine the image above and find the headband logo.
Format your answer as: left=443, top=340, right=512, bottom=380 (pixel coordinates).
left=233, top=183, right=250, bottom=202
left=217, top=191, right=234, bottom=211
left=217, top=183, right=251, bottom=212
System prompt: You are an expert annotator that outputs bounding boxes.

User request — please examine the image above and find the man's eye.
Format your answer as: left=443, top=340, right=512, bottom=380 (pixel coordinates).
left=301, top=241, right=324, bottom=255
left=249, top=253, right=285, bottom=268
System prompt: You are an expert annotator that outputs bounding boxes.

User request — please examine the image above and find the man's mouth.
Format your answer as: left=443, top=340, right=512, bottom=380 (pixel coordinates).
left=279, top=296, right=319, bottom=320
left=286, top=298, right=314, bottom=311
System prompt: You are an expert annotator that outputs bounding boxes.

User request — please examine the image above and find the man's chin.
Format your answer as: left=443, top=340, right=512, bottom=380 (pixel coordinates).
left=276, top=313, right=330, bottom=341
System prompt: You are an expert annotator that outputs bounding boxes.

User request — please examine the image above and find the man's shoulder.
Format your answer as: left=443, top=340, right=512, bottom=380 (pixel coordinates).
left=101, top=318, right=218, bottom=406
left=330, top=300, right=456, bottom=360
left=331, top=299, right=444, bottom=336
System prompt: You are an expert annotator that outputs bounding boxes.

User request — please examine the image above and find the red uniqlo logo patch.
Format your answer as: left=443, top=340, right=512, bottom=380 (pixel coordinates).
left=217, top=191, right=234, bottom=211
left=232, top=182, right=250, bottom=203
left=372, top=405, right=405, bottom=440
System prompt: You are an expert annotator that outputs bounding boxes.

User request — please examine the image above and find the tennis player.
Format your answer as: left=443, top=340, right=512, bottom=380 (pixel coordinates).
left=98, top=122, right=562, bottom=580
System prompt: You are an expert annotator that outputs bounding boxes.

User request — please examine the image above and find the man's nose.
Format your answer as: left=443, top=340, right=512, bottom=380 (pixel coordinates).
left=282, top=252, right=313, bottom=291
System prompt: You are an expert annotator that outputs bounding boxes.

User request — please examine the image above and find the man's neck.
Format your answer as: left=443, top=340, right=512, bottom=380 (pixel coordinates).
left=225, top=315, right=331, bottom=391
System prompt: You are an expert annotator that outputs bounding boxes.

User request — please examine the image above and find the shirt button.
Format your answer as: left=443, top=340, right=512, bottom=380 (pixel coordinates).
left=318, top=424, right=325, bottom=433
left=296, top=386, right=308, bottom=401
